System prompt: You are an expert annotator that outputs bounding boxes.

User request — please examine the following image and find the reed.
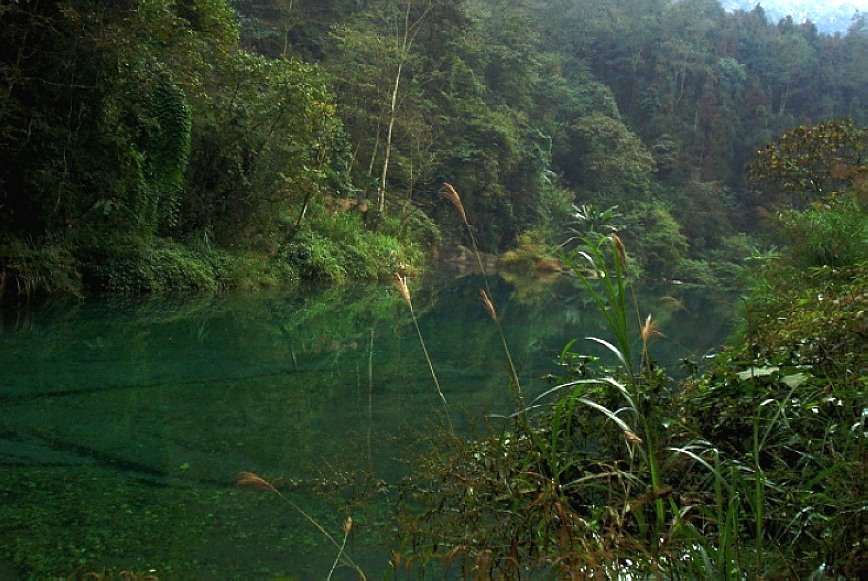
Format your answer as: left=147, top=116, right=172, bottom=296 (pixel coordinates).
left=560, top=233, right=673, bottom=545
left=392, top=272, right=453, bottom=433
left=235, top=471, right=366, bottom=579
left=442, top=183, right=523, bottom=404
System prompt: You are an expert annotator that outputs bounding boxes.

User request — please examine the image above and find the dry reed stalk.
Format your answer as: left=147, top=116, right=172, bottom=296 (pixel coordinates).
left=392, top=272, right=453, bottom=433
left=441, top=182, right=525, bottom=405
left=235, top=472, right=366, bottom=579
left=328, top=517, right=354, bottom=580
left=441, top=182, right=488, bottom=279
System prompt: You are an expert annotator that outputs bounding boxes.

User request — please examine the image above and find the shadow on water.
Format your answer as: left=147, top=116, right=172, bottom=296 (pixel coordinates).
left=0, top=270, right=738, bottom=578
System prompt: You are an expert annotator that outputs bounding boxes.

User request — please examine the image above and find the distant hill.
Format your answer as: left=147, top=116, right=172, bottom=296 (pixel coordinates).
left=719, top=1, right=864, bottom=34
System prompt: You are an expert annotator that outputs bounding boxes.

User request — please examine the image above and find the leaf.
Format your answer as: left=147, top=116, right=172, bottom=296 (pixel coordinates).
left=736, top=366, right=779, bottom=381
left=586, top=336, right=629, bottom=371
left=781, top=372, right=809, bottom=388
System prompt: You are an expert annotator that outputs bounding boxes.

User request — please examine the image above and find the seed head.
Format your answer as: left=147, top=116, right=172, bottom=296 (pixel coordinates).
left=392, top=272, right=412, bottom=308
left=442, top=182, right=468, bottom=224
left=480, top=289, right=497, bottom=320
left=611, top=231, right=628, bottom=270
left=235, top=471, right=277, bottom=492
left=640, top=314, right=661, bottom=344
left=624, top=430, right=644, bottom=445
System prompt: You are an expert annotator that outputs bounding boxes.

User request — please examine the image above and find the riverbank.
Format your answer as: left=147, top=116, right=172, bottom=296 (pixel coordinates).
left=0, top=205, right=431, bottom=305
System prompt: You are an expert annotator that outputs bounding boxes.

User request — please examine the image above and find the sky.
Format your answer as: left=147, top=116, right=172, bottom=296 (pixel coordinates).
left=721, top=0, right=866, bottom=10
left=751, top=0, right=866, bottom=6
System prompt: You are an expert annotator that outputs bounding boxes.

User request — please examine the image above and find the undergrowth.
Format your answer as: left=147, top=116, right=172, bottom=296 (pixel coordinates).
left=392, top=184, right=866, bottom=579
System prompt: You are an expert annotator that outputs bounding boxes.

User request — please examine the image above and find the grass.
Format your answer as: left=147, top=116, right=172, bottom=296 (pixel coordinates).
left=394, top=222, right=866, bottom=577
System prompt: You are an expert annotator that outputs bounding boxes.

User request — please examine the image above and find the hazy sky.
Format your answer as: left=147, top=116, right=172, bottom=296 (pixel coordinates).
left=780, top=0, right=866, bottom=7
left=737, top=0, right=867, bottom=8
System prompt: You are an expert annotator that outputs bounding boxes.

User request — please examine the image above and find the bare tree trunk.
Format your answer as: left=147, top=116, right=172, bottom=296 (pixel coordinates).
left=375, top=0, right=430, bottom=215
left=378, top=59, right=403, bottom=213
left=282, top=0, right=294, bottom=59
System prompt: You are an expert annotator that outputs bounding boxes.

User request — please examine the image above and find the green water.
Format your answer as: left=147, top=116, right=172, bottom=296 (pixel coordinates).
left=0, top=272, right=736, bottom=579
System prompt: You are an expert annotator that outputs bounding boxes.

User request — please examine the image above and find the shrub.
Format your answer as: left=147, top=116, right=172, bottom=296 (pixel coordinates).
left=78, top=239, right=218, bottom=294
left=776, top=192, right=867, bottom=268
left=0, top=239, right=82, bottom=301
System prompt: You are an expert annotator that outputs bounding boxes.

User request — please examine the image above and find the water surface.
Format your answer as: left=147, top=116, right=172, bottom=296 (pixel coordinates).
left=0, top=272, right=737, bottom=579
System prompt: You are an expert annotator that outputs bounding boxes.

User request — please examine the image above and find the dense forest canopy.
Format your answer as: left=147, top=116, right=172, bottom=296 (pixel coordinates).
left=0, top=0, right=865, bottom=298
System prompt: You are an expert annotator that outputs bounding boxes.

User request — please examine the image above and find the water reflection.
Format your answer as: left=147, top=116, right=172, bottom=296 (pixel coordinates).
left=0, top=272, right=736, bottom=578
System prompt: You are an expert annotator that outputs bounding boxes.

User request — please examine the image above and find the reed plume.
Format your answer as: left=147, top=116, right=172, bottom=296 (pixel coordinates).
left=611, top=231, right=628, bottom=271
left=442, top=182, right=467, bottom=225
left=479, top=289, right=497, bottom=320
left=392, top=272, right=453, bottom=432
left=640, top=314, right=660, bottom=344
left=441, top=182, right=489, bottom=282
left=641, top=313, right=663, bottom=374
left=392, top=272, right=412, bottom=308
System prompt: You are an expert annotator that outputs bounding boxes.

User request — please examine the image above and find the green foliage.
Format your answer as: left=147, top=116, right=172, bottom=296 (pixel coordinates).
left=400, top=121, right=866, bottom=573
left=557, top=113, right=657, bottom=200
left=399, top=238, right=866, bottom=579
left=671, top=233, right=758, bottom=286
left=182, top=51, right=348, bottom=249
left=78, top=239, right=218, bottom=295
left=282, top=206, right=425, bottom=283
left=1, top=0, right=865, bottom=299
left=498, top=230, right=562, bottom=275
left=621, top=201, right=689, bottom=279
left=143, top=70, right=192, bottom=232
left=0, top=2, right=199, bottom=241
left=688, top=263, right=866, bottom=577
left=776, top=192, right=867, bottom=268
left=0, top=239, right=83, bottom=302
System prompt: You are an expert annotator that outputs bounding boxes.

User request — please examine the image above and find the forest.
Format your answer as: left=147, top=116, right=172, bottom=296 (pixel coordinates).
left=0, top=0, right=865, bottom=297
left=0, top=0, right=865, bottom=578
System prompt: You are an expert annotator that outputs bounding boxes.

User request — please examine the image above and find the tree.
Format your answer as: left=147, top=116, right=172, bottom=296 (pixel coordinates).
left=0, top=0, right=195, bottom=241
left=747, top=118, right=866, bottom=206
left=181, top=52, right=347, bottom=248
left=327, top=0, right=434, bottom=214
left=556, top=113, right=656, bottom=202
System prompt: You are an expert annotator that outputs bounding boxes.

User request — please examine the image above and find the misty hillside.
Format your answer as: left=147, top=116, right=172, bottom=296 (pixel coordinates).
left=720, top=0, right=864, bottom=34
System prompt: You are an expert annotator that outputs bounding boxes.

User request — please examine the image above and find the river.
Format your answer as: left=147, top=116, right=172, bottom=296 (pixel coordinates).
left=0, top=270, right=737, bottom=579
